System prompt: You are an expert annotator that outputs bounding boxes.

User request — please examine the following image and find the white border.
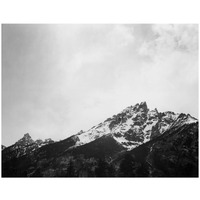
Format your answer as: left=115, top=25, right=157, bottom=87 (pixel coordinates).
left=0, top=1, right=200, bottom=200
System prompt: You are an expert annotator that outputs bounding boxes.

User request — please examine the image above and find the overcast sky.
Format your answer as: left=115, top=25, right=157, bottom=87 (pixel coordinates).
left=2, top=24, right=198, bottom=146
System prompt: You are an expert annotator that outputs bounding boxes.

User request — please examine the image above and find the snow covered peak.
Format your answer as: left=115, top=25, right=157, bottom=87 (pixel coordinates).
left=171, top=113, right=198, bottom=127
left=185, top=114, right=198, bottom=124
left=73, top=102, right=198, bottom=151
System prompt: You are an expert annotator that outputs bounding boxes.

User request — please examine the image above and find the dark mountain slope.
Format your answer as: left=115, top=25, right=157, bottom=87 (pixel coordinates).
left=2, top=122, right=198, bottom=177
left=65, top=134, right=126, bottom=159
left=2, top=134, right=125, bottom=177
left=2, top=135, right=78, bottom=177
left=114, top=122, right=198, bottom=177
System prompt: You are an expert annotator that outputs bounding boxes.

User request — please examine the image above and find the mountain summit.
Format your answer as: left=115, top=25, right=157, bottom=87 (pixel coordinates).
left=15, top=133, right=34, bottom=146
left=2, top=101, right=198, bottom=177
left=72, top=102, right=197, bottom=150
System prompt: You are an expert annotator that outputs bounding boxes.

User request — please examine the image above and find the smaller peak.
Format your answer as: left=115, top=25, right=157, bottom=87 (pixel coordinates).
left=24, top=133, right=31, bottom=138
left=140, top=101, right=147, bottom=106
left=44, top=138, right=54, bottom=143
left=16, top=133, right=34, bottom=146
left=186, top=113, right=196, bottom=119
left=138, top=101, right=148, bottom=112
left=186, top=114, right=198, bottom=121
left=139, top=101, right=148, bottom=108
left=177, top=113, right=187, bottom=119
left=174, top=113, right=198, bottom=125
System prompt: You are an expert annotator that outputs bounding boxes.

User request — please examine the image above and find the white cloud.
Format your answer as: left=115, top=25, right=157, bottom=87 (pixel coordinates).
left=139, top=24, right=198, bottom=61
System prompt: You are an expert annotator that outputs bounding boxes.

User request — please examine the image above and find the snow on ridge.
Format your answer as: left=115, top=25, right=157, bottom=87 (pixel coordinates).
left=113, top=135, right=140, bottom=150
left=185, top=115, right=198, bottom=124
left=75, top=121, right=111, bottom=146
left=147, top=109, right=158, bottom=117
left=169, top=113, right=198, bottom=128
left=73, top=102, right=198, bottom=151
left=144, top=120, right=157, bottom=132
left=163, top=111, right=179, bottom=121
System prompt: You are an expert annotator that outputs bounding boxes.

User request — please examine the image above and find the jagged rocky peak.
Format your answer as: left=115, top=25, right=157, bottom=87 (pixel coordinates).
left=137, top=102, right=149, bottom=115
left=24, top=133, right=31, bottom=139
left=173, top=113, right=198, bottom=126
left=16, top=133, right=34, bottom=146
left=147, top=108, right=159, bottom=119
left=74, top=101, right=198, bottom=151
left=16, top=133, right=54, bottom=146
left=186, top=113, right=197, bottom=120
left=138, top=101, right=148, bottom=110
left=2, top=133, right=55, bottom=162
left=122, top=101, right=148, bottom=114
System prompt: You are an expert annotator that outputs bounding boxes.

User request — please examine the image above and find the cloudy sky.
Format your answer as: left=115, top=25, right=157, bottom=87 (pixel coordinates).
left=2, top=24, right=198, bottom=146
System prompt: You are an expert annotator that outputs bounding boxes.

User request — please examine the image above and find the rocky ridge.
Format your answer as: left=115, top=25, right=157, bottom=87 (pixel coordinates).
left=73, top=102, right=197, bottom=150
left=2, top=133, right=54, bottom=162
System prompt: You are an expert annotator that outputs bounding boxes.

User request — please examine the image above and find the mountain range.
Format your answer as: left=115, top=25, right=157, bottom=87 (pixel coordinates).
left=2, top=102, right=198, bottom=177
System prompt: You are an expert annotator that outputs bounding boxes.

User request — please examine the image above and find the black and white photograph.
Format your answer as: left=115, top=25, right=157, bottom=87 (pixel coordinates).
left=2, top=24, right=198, bottom=178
